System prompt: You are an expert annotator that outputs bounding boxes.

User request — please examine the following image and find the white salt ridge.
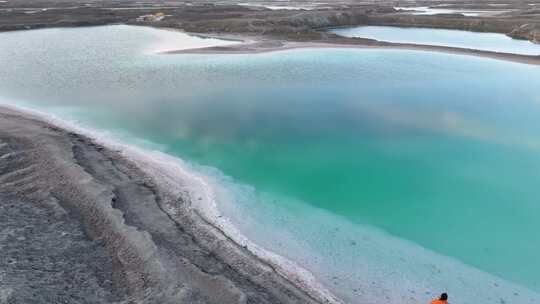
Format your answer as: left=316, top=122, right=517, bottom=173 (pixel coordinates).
left=394, top=6, right=504, bottom=17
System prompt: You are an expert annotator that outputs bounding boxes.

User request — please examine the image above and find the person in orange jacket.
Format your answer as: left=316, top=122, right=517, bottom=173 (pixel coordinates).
left=431, top=293, right=448, bottom=304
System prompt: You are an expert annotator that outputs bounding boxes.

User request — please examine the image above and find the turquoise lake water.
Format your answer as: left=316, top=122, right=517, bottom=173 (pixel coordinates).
left=1, top=25, right=539, bottom=303
left=331, top=25, right=540, bottom=55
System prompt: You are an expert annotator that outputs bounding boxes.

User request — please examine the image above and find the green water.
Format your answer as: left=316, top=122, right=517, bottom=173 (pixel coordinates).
left=1, top=25, right=539, bottom=303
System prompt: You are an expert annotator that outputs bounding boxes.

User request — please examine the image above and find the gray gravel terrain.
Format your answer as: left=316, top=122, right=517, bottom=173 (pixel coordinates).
left=0, top=195, right=117, bottom=304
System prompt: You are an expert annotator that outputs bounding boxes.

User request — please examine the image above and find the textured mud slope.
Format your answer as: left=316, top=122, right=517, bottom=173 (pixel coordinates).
left=0, top=107, right=331, bottom=304
left=0, top=195, right=117, bottom=304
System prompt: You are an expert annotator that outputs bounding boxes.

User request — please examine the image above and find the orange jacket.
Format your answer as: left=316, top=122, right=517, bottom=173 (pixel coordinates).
left=431, top=300, right=448, bottom=304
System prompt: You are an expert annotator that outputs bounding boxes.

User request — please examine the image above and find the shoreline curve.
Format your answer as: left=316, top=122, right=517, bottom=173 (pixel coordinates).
left=0, top=104, right=341, bottom=304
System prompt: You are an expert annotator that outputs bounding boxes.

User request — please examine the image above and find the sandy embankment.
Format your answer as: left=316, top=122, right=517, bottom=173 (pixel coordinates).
left=164, top=35, right=540, bottom=66
left=0, top=106, right=339, bottom=304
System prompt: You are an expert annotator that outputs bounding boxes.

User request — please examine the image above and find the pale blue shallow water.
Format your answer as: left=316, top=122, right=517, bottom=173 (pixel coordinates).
left=1, top=25, right=540, bottom=303
left=331, top=25, right=540, bottom=55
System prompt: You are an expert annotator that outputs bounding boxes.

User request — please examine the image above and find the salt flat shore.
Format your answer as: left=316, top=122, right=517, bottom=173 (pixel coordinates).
left=164, top=37, right=540, bottom=66
left=0, top=106, right=338, bottom=304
